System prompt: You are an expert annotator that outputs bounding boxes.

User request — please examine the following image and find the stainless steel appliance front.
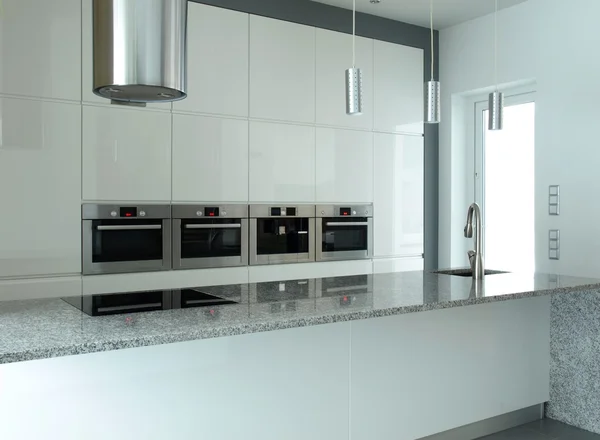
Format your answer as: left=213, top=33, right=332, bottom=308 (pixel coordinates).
left=82, top=204, right=171, bottom=275
left=316, top=205, right=373, bottom=262
left=249, top=205, right=316, bottom=265
left=172, top=205, right=249, bottom=270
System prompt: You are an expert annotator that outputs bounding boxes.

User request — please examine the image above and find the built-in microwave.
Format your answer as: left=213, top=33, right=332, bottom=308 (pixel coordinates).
left=316, top=205, right=373, bottom=262
left=249, top=205, right=316, bottom=265
left=172, top=204, right=249, bottom=270
left=82, top=204, right=172, bottom=275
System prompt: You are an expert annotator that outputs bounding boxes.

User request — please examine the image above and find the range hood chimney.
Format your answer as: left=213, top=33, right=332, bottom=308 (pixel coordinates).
left=93, top=0, right=188, bottom=104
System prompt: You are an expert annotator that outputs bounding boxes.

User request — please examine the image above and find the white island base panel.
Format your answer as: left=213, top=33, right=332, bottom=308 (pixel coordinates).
left=0, top=297, right=549, bottom=440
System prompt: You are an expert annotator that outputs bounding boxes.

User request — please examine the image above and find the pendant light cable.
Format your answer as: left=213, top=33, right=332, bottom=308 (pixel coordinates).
left=430, top=0, right=434, bottom=81
left=345, top=0, right=362, bottom=115
left=494, top=0, right=498, bottom=90
left=352, top=0, right=356, bottom=67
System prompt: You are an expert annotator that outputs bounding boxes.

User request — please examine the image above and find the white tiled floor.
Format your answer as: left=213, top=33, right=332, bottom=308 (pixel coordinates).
left=479, top=419, right=600, bottom=440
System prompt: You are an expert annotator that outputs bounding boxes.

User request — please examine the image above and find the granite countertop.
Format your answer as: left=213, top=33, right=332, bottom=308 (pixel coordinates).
left=1, top=270, right=600, bottom=365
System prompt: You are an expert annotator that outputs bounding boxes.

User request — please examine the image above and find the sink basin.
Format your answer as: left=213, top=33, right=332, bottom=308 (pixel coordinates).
left=434, top=269, right=509, bottom=277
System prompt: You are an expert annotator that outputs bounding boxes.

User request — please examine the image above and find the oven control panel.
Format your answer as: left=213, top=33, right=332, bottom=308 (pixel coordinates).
left=270, top=207, right=297, bottom=217
left=316, top=205, right=372, bottom=218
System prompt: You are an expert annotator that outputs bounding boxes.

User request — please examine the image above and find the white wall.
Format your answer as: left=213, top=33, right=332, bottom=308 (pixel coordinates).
left=440, top=0, right=600, bottom=277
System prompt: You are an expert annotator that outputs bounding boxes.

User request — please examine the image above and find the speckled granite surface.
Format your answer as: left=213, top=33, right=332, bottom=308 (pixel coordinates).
left=547, top=290, right=600, bottom=434
left=1, top=270, right=600, bottom=365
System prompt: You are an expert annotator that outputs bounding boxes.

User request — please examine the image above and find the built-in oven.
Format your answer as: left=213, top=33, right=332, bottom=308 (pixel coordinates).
left=82, top=204, right=171, bottom=275
left=316, top=205, right=373, bottom=262
left=172, top=205, right=249, bottom=270
left=249, top=205, right=316, bottom=265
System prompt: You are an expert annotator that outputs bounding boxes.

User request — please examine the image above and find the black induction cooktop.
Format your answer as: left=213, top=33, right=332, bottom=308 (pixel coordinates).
left=63, top=288, right=238, bottom=317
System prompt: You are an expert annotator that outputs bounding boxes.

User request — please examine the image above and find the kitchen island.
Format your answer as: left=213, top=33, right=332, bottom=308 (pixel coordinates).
left=1, top=270, right=599, bottom=440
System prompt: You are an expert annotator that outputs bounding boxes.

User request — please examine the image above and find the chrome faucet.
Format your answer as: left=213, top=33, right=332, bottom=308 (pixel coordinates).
left=464, top=203, right=485, bottom=280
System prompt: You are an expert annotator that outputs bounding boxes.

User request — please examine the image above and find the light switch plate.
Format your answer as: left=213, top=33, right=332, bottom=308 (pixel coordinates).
left=549, top=185, right=560, bottom=215
left=549, top=229, right=560, bottom=260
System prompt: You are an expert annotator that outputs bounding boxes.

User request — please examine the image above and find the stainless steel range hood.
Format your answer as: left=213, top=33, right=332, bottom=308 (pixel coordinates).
left=93, top=0, right=188, bottom=104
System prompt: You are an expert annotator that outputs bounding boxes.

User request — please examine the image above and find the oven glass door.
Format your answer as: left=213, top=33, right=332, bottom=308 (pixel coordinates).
left=256, top=218, right=310, bottom=255
left=181, top=219, right=242, bottom=259
left=321, top=218, right=369, bottom=253
left=91, top=220, right=164, bottom=263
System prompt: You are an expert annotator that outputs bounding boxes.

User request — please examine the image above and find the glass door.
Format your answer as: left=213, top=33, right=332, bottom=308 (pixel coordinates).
left=474, top=92, right=536, bottom=272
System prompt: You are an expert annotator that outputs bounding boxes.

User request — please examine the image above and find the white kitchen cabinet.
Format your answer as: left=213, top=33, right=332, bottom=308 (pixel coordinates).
left=173, top=4, right=248, bottom=117
left=373, top=257, right=423, bottom=274
left=172, top=114, right=248, bottom=202
left=249, top=16, right=315, bottom=124
left=0, top=0, right=81, bottom=101
left=0, top=322, right=351, bottom=440
left=315, top=128, right=373, bottom=203
left=0, top=98, right=81, bottom=278
left=373, top=133, right=424, bottom=257
left=82, top=105, right=172, bottom=202
left=373, top=40, right=424, bottom=134
left=315, top=29, right=374, bottom=130
left=249, top=121, right=316, bottom=203
left=80, top=0, right=170, bottom=110
left=350, top=298, right=550, bottom=439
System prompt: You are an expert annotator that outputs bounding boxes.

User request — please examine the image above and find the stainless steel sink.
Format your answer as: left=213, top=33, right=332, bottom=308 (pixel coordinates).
left=433, top=269, right=509, bottom=278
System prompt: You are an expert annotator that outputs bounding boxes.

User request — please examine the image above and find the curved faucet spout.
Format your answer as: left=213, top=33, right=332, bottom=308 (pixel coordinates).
left=464, top=203, right=484, bottom=280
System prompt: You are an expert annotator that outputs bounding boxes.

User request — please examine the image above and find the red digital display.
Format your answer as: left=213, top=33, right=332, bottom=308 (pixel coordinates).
left=340, top=207, right=351, bottom=216
left=120, top=207, right=137, bottom=218
left=209, top=212, right=215, bottom=216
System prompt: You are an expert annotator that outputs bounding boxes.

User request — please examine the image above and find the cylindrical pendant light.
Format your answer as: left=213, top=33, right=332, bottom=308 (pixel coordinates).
left=488, top=90, right=504, bottom=130
left=345, top=0, right=363, bottom=116
left=425, top=0, right=440, bottom=124
left=488, top=0, right=504, bottom=130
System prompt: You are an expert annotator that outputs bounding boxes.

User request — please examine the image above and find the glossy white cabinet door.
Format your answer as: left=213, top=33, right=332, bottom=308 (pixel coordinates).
left=249, top=122, right=316, bottom=203
left=316, top=128, right=373, bottom=203
left=372, top=257, right=423, bottom=274
left=80, top=0, right=171, bottom=110
left=316, top=29, right=374, bottom=130
left=172, top=115, right=249, bottom=202
left=173, top=4, right=248, bottom=117
left=373, top=133, right=424, bottom=257
left=350, top=298, right=550, bottom=439
left=250, top=16, right=316, bottom=124
left=0, top=322, right=351, bottom=440
left=0, top=0, right=81, bottom=101
left=0, top=98, right=81, bottom=277
left=82, top=106, right=172, bottom=202
left=373, top=41, right=424, bottom=134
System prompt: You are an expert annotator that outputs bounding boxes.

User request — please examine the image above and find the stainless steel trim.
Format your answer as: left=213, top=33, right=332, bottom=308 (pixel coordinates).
left=249, top=218, right=316, bottom=265
left=316, top=204, right=373, bottom=218
left=172, top=204, right=248, bottom=219
left=184, top=223, right=242, bottom=230
left=325, top=222, right=369, bottom=227
left=172, top=218, right=249, bottom=270
left=249, top=204, right=316, bottom=218
left=97, top=224, right=162, bottom=231
left=316, top=217, right=373, bottom=262
left=82, top=204, right=171, bottom=220
left=82, top=219, right=172, bottom=275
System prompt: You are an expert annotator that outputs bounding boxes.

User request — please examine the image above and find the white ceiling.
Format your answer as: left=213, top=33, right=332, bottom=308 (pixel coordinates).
left=310, top=0, right=528, bottom=29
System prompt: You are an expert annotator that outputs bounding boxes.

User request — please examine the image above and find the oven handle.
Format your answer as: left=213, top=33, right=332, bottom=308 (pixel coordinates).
left=96, top=225, right=162, bottom=231
left=184, top=224, right=242, bottom=230
left=325, top=222, right=369, bottom=227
